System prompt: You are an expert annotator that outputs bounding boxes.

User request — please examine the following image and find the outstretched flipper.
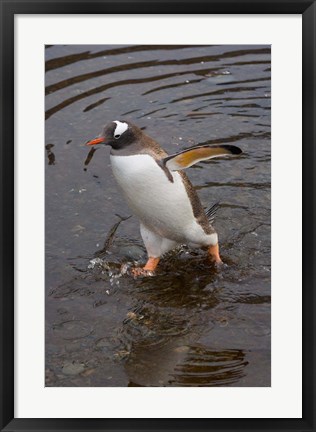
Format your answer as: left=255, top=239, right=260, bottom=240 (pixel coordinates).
left=163, top=144, right=242, bottom=171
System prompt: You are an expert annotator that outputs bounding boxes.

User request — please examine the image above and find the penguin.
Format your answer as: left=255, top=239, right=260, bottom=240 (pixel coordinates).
left=86, top=120, right=242, bottom=275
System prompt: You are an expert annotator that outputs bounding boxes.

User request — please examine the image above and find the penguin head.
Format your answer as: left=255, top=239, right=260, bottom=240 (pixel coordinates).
left=86, top=120, right=142, bottom=150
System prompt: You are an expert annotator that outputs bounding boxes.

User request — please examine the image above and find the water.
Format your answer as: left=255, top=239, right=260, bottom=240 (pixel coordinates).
left=45, top=45, right=271, bottom=387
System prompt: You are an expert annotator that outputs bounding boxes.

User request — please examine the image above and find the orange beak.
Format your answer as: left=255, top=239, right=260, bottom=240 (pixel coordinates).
left=85, top=136, right=105, bottom=146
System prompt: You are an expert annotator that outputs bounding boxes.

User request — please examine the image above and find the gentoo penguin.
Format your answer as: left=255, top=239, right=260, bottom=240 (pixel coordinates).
left=86, top=120, right=242, bottom=275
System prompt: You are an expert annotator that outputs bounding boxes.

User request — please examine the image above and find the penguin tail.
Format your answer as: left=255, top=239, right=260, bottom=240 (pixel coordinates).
left=206, top=202, right=220, bottom=224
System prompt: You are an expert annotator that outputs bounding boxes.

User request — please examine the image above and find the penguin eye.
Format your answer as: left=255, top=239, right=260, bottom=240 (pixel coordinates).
left=113, top=120, right=128, bottom=140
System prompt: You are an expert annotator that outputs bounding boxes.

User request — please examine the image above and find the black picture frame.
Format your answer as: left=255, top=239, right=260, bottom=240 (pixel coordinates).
left=0, top=1, right=315, bottom=431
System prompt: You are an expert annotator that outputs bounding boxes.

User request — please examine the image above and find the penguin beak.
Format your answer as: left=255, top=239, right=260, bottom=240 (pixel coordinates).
left=85, top=136, right=105, bottom=146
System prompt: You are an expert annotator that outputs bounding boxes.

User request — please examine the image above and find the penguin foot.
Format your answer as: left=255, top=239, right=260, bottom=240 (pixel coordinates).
left=131, top=267, right=155, bottom=277
left=131, top=257, right=160, bottom=277
left=208, top=243, right=223, bottom=265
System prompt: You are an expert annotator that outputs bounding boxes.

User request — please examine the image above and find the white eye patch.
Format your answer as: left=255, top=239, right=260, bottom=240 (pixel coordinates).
left=113, top=120, right=128, bottom=139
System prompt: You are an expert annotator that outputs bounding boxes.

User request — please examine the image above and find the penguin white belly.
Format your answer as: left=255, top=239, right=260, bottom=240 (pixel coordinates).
left=110, top=154, right=209, bottom=244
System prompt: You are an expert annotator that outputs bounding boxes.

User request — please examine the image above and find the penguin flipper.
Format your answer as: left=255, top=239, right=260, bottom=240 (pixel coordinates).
left=205, top=202, right=220, bottom=224
left=163, top=144, right=242, bottom=171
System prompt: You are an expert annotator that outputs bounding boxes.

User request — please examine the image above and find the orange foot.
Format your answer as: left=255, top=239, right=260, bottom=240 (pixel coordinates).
left=131, top=257, right=160, bottom=277
left=131, top=267, right=155, bottom=277
left=208, top=243, right=223, bottom=265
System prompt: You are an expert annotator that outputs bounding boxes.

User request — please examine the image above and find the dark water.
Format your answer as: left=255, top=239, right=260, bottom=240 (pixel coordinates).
left=45, top=45, right=271, bottom=387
